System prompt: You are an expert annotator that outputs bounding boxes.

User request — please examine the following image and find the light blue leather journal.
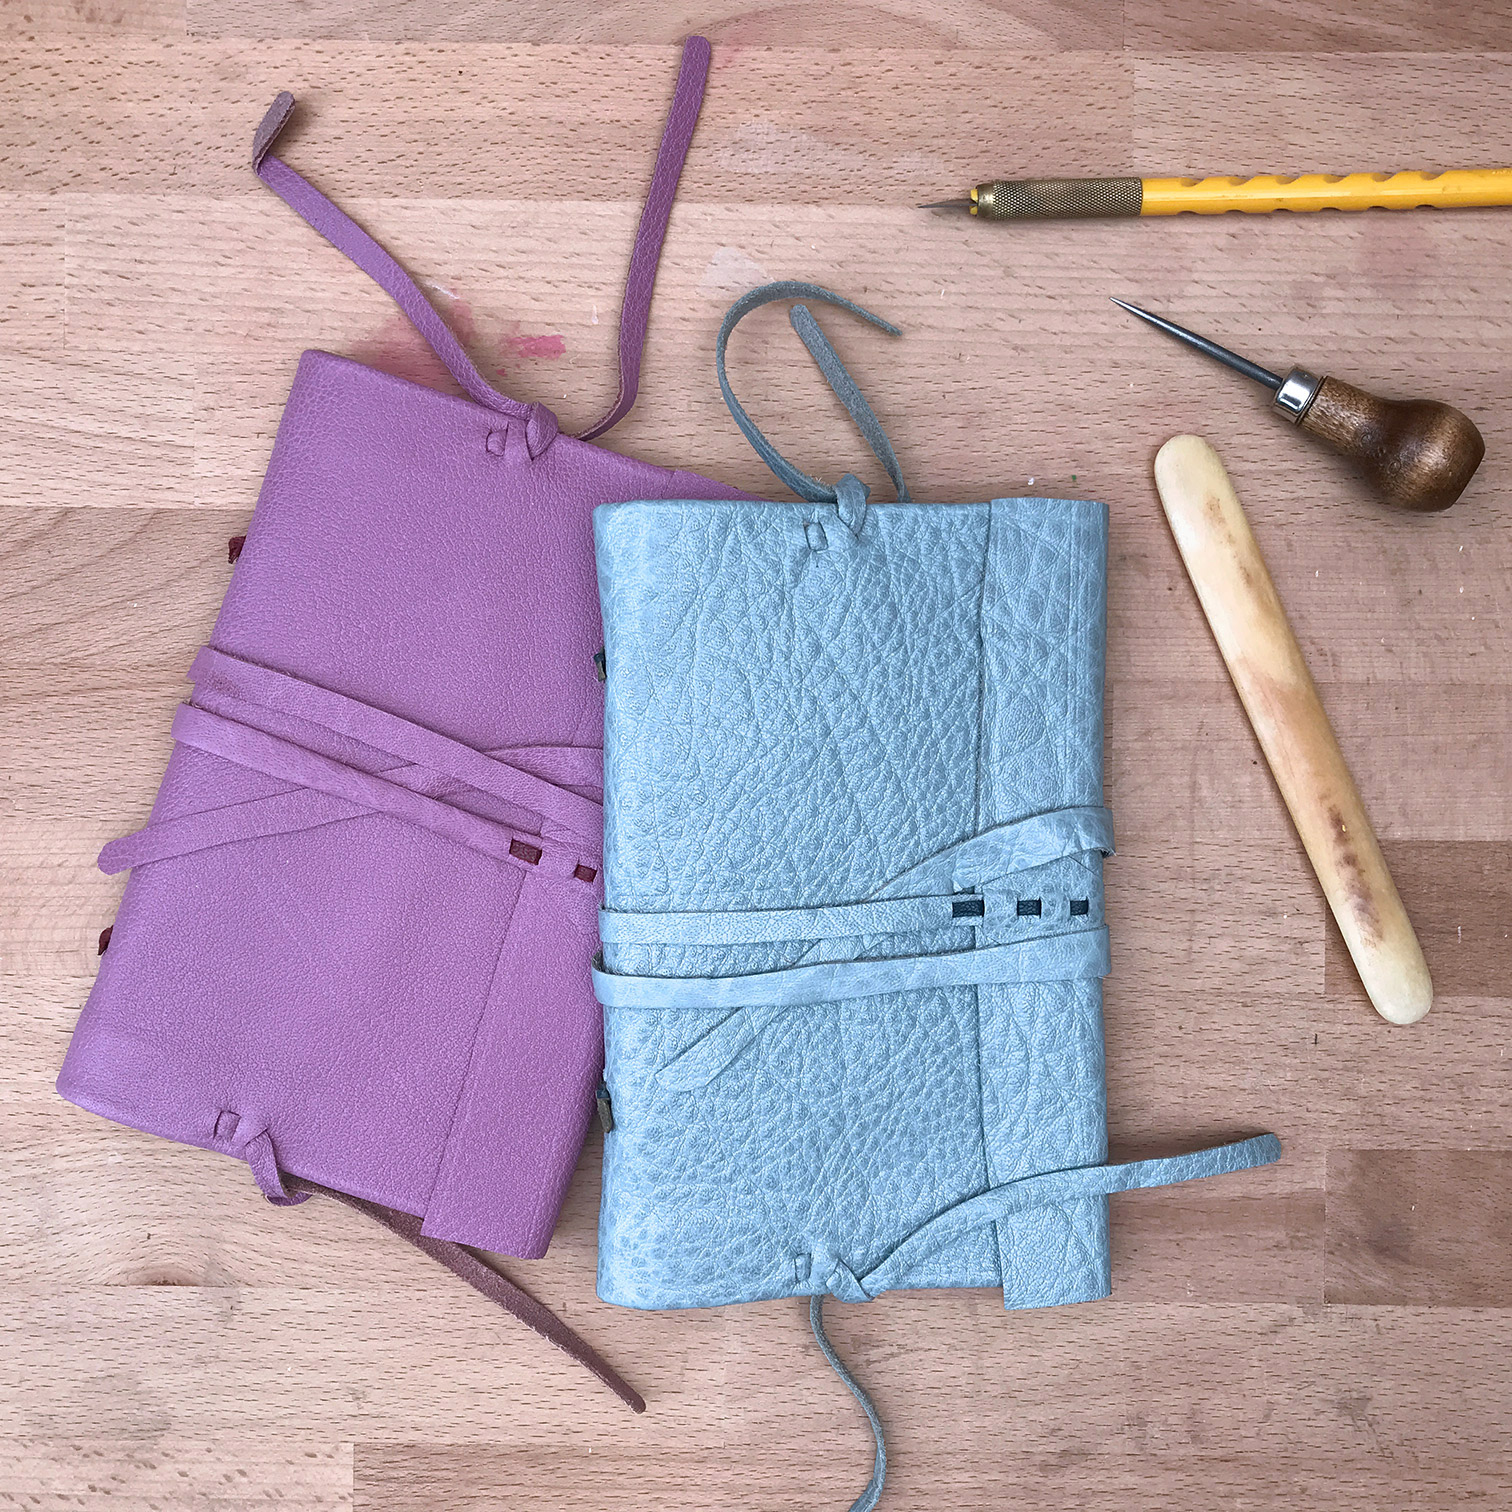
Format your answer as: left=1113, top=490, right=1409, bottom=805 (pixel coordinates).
left=592, top=284, right=1278, bottom=1508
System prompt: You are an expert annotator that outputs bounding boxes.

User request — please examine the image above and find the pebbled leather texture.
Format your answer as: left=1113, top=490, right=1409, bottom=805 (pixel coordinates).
left=593, top=489, right=1123, bottom=1310
left=57, top=47, right=748, bottom=1269
left=591, top=281, right=1279, bottom=1504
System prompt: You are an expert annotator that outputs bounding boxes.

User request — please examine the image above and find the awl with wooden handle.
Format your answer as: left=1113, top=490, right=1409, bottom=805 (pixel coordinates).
left=1117, top=300, right=1484, bottom=513
left=1153, top=434, right=1432, bottom=1025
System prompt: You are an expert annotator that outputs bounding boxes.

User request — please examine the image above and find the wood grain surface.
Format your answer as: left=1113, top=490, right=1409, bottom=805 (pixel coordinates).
left=2, top=4, right=1510, bottom=1508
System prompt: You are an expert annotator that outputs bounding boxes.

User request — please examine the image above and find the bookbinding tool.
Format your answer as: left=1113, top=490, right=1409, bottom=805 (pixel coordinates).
left=1113, top=299, right=1484, bottom=512
left=923, top=169, right=1512, bottom=220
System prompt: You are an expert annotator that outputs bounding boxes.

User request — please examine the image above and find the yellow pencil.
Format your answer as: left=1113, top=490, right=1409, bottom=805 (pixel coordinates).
left=922, top=168, right=1512, bottom=220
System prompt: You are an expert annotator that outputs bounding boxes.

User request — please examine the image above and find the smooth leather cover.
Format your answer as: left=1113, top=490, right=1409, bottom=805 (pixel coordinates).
left=57, top=44, right=747, bottom=1264
left=594, top=488, right=1118, bottom=1309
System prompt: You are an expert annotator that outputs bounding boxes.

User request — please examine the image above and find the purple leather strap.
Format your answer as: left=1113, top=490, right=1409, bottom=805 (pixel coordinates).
left=575, top=35, right=711, bottom=440
left=285, top=1177, right=646, bottom=1412
left=99, top=785, right=356, bottom=873
left=251, top=36, right=713, bottom=445
left=168, top=703, right=557, bottom=868
left=256, top=141, right=543, bottom=434
left=190, top=648, right=603, bottom=842
left=98, top=650, right=606, bottom=876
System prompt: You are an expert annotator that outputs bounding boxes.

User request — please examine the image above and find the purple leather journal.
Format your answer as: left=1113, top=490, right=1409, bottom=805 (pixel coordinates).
left=56, top=38, right=744, bottom=1408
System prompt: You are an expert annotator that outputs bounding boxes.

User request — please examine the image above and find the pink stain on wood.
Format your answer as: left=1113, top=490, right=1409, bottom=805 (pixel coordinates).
left=348, top=295, right=567, bottom=397
left=349, top=298, right=482, bottom=397
left=503, top=331, right=566, bottom=360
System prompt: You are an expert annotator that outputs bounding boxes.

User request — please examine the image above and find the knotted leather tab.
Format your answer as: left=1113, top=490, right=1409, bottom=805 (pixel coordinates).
left=522, top=400, right=561, bottom=459
left=223, top=1118, right=310, bottom=1208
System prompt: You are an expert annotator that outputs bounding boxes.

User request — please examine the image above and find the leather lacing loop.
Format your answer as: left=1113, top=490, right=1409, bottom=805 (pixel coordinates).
left=251, top=36, right=713, bottom=449
left=216, top=1112, right=310, bottom=1208
left=714, top=280, right=910, bottom=511
left=242, top=1129, right=310, bottom=1208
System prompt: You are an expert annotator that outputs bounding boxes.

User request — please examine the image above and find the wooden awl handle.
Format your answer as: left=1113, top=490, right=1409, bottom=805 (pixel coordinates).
left=1295, top=376, right=1484, bottom=513
left=1153, top=434, right=1432, bottom=1025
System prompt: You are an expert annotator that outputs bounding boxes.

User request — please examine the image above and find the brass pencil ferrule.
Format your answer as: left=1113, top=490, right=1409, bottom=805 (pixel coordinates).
left=973, top=177, right=1143, bottom=219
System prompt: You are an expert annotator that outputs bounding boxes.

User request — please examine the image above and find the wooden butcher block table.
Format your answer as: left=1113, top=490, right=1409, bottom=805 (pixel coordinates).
left=1, top=2, right=1509, bottom=1506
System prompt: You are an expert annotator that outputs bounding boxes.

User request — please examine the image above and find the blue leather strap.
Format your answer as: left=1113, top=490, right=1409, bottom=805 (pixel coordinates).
left=787, top=302, right=910, bottom=506
left=599, top=806, right=1114, bottom=946
left=602, top=889, right=1017, bottom=946
left=880, top=804, right=1113, bottom=896
left=803, top=1133, right=1281, bottom=1512
left=810, top=1296, right=886, bottom=1512
left=594, top=925, right=1108, bottom=1010
left=825, top=1134, right=1282, bottom=1302
left=595, top=805, right=1114, bottom=1007
left=715, top=280, right=909, bottom=505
